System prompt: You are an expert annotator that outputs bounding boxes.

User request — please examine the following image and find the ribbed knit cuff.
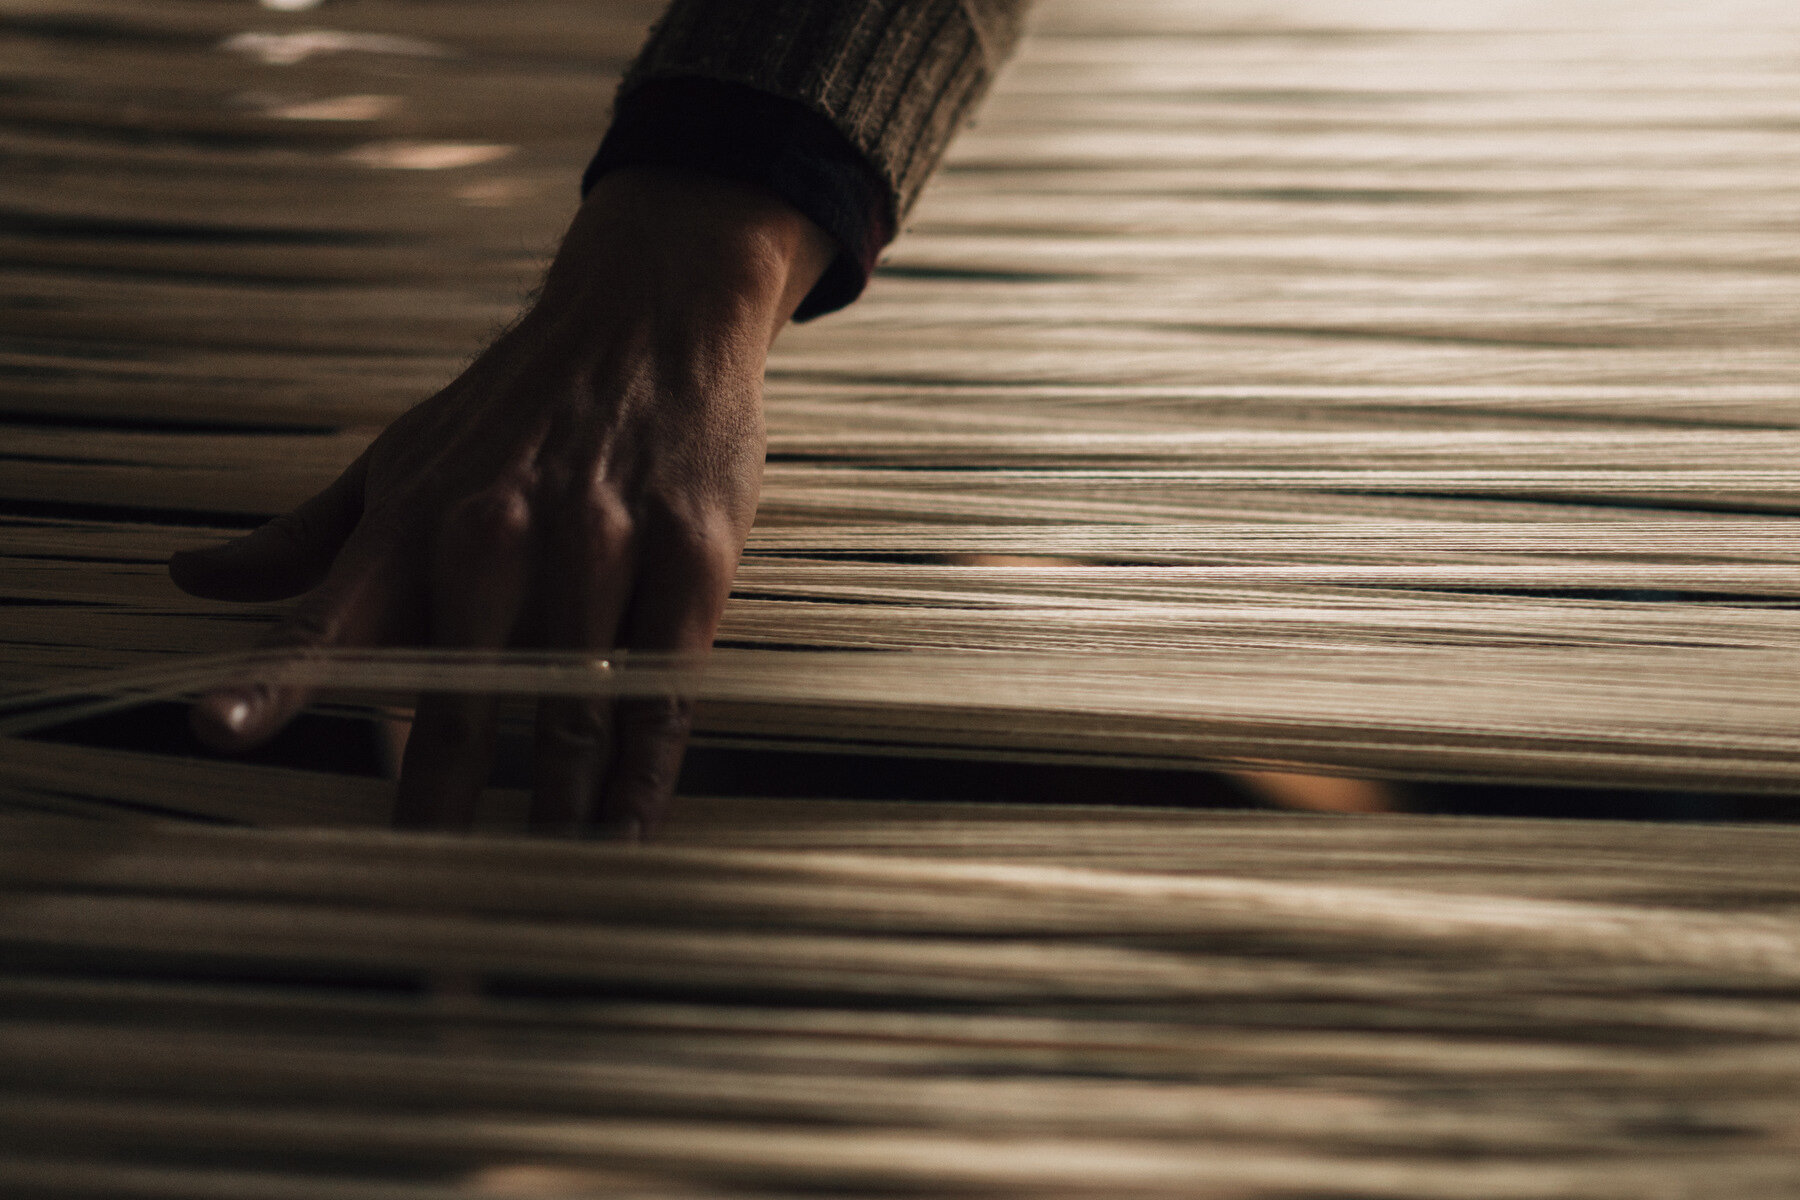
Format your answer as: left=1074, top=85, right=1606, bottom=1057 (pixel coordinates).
left=583, top=78, right=894, bottom=321
left=619, top=0, right=1029, bottom=219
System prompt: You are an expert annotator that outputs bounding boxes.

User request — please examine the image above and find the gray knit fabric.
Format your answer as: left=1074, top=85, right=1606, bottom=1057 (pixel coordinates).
left=620, top=0, right=1032, bottom=218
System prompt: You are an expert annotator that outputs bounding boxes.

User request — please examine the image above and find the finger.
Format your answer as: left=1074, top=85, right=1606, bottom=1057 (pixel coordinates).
left=170, top=454, right=368, bottom=602
left=529, top=493, right=635, bottom=836
left=190, top=530, right=414, bottom=753
left=595, top=514, right=740, bottom=841
left=393, top=488, right=533, bottom=832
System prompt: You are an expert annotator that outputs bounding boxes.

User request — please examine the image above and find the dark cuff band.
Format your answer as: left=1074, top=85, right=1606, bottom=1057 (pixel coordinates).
left=583, top=77, right=897, bottom=322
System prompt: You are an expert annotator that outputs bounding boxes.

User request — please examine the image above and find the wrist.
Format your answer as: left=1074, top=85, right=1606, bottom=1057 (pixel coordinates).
left=538, top=166, right=837, bottom=337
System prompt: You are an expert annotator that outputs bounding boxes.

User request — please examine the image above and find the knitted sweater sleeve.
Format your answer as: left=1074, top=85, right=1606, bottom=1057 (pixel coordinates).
left=583, top=0, right=1032, bottom=320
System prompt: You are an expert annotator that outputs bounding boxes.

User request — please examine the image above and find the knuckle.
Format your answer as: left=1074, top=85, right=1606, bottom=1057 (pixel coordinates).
left=612, top=765, right=676, bottom=814
left=646, top=496, right=739, bottom=577
left=443, top=487, right=534, bottom=555
left=610, top=747, right=681, bottom=805
left=620, top=695, right=693, bottom=741
left=638, top=486, right=698, bottom=530
left=567, top=484, right=635, bottom=552
left=643, top=487, right=721, bottom=539
left=539, top=700, right=610, bottom=749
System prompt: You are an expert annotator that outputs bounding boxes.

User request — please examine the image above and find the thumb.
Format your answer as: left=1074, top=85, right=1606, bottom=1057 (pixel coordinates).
left=170, top=456, right=367, bottom=603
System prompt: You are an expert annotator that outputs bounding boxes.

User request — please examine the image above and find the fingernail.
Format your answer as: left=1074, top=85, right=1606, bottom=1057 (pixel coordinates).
left=191, top=688, right=260, bottom=748
left=217, top=694, right=255, bottom=733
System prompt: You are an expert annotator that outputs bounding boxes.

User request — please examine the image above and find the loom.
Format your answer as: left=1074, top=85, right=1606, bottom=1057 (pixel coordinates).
left=3, top=0, right=1800, bottom=1194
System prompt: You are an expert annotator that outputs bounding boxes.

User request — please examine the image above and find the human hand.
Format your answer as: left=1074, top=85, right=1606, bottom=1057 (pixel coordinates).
left=169, top=166, right=835, bottom=837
